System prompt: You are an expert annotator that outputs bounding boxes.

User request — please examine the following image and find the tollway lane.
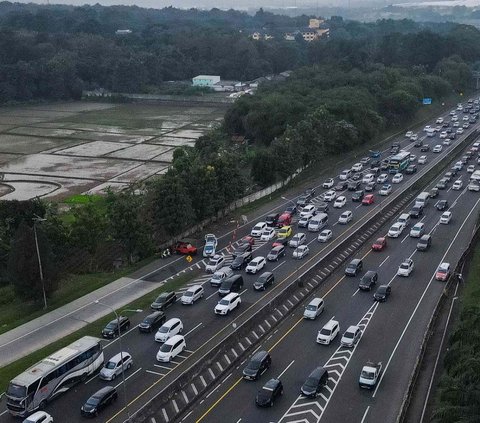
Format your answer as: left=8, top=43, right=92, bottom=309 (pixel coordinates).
left=186, top=174, right=480, bottom=423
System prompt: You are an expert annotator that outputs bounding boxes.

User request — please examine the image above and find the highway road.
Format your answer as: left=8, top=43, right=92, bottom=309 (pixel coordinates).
left=1, top=103, right=479, bottom=423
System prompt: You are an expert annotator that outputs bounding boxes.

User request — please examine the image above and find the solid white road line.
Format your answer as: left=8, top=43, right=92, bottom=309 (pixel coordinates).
left=373, top=195, right=480, bottom=397
left=277, top=360, right=295, bottom=379
left=379, top=256, right=390, bottom=267
left=360, top=406, right=371, bottom=423
left=146, top=369, right=165, bottom=377
left=184, top=323, right=203, bottom=337
left=114, top=367, right=142, bottom=389
left=272, top=261, right=287, bottom=272
left=351, top=289, right=360, bottom=297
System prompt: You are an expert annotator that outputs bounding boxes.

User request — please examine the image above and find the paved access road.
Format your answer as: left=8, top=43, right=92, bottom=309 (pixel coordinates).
left=186, top=137, right=480, bottom=423
left=0, top=104, right=477, bottom=423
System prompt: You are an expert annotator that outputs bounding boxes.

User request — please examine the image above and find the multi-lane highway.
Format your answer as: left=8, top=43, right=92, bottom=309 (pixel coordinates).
left=2, top=101, right=480, bottom=423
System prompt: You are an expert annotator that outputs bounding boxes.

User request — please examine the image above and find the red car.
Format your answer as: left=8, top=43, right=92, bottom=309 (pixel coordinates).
left=372, top=237, right=387, bottom=251
left=175, top=241, right=197, bottom=255
left=362, top=194, right=375, bottom=205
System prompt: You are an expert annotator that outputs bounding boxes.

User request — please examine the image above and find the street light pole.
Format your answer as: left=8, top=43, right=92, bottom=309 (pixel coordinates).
left=32, top=216, right=47, bottom=310
left=94, top=301, right=142, bottom=422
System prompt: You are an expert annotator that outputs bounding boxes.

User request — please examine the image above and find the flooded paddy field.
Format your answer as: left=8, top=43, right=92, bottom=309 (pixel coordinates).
left=0, top=101, right=227, bottom=200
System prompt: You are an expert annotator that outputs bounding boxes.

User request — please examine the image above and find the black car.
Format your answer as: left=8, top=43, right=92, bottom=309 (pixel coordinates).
left=335, top=181, right=348, bottom=191
left=138, top=311, right=166, bottom=333
left=446, top=128, right=453, bottom=133
left=253, top=272, right=275, bottom=291
left=436, top=200, right=449, bottom=211
left=316, top=201, right=329, bottom=212
left=461, top=155, right=470, bottom=164
left=151, top=292, right=177, bottom=311
left=442, top=122, right=450, bottom=127
left=374, top=285, right=391, bottom=302
left=449, top=168, right=458, bottom=177
left=296, top=196, right=310, bottom=208
left=444, top=172, right=453, bottom=181
left=359, top=271, right=378, bottom=291
left=448, top=133, right=456, bottom=140
left=370, top=159, right=381, bottom=169
left=102, top=316, right=130, bottom=339
left=267, top=246, right=285, bottom=262
left=351, top=173, right=362, bottom=181
left=414, top=139, right=423, bottom=147
left=405, top=164, right=417, bottom=174
left=352, top=190, right=365, bottom=202
left=272, top=237, right=289, bottom=247
left=255, top=379, right=283, bottom=407
left=390, top=146, right=400, bottom=154
left=470, top=118, right=477, bottom=124
left=243, top=350, right=271, bottom=380
left=348, top=180, right=361, bottom=191
left=233, top=242, right=252, bottom=257
left=230, top=252, right=253, bottom=270
left=265, top=213, right=280, bottom=227
left=409, top=204, right=423, bottom=218
left=301, top=367, right=329, bottom=398
left=345, top=259, right=363, bottom=276
left=81, top=386, right=118, bottom=417
left=420, top=145, right=430, bottom=152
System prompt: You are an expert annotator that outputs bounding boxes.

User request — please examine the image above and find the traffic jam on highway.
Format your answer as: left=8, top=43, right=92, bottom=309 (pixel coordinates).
left=5, top=98, right=480, bottom=423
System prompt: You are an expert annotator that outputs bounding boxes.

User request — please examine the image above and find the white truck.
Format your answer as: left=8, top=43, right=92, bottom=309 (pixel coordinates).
left=359, top=361, right=382, bottom=389
left=415, top=192, right=430, bottom=208
left=470, top=170, right=480, bottom=183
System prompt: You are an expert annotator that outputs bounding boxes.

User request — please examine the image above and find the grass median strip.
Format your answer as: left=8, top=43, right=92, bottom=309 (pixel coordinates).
left=0, top=270, right=199, bottom=392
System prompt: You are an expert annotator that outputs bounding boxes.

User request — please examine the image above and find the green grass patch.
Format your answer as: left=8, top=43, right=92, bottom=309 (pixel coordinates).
left=0, top=270, right=198, bottom=392
left=0, top=256, right=155, bottom=336
left=63, top=194, right=105, bottom=205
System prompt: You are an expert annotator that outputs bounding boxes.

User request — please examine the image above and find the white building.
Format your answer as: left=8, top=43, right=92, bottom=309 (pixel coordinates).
left=192, top=75, right=221, bottom=87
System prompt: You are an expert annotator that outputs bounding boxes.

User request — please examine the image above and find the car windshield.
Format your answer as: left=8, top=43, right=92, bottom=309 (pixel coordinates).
left=6, top=382, right=26, bottom=398
left=400, top=263, right=409, bottom=270
left=320, top=328, right=331, bottom=336
left=257, top=276, right=267, bottom=284
left=105, top=361, right=116, bottom=369
left=304, top=377, right=317, bottom=389
left=246, top=360, right=261, bottom=370
left=257, top=388, right=272, bottom=400
left=158, top=326, right=169, bottom=333
left=159, top=343, right=173, bottom=353
left=208, top=258, right=219, bottom=265
left=306, top=305, right=316, bottom=311
left=377, top=287, right=387, bottom=294
left=105, top=322, right=117, bottom=330
left=156, top=294, right=167, bottom=302
left=86, top=395, right=101, bottom=406
left=438, top=269, right=447, bottom=274
left=343, top=332, right=354, bottom=339
left=219, top=299, right=229, bottom=306
left=183, top=291, right=194, bottom=297
left=360, top=370, right=375, bottom=379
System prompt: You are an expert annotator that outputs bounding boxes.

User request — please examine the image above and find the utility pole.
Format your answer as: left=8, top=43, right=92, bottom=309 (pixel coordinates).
left=33, top=216, right=47, bottom=310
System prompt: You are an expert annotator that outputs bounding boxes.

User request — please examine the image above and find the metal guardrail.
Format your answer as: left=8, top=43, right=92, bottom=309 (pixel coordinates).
left=131, top=129, right=480, bottom=423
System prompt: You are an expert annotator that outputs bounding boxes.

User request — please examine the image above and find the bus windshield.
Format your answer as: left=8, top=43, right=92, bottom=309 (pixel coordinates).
left=6, top=383, right=26, bottom=398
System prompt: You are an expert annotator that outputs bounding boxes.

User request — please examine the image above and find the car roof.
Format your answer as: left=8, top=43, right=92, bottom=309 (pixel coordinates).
left=186, top=284, right=203, bottom=292
left=264, top=378, right=280, bottom=390
left=346, top=325, right=360, bottom=332
left=165, top=334, right=185, bottom=345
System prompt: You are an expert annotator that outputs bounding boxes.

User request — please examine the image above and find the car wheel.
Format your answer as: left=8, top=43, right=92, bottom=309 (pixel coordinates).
left=270, top=401, right=274, bottom=407
left=111, top=373, right=116, bottom=381
left=126, top=323, right=130, bottom=330
left=127, top=362, right=132, bottom=369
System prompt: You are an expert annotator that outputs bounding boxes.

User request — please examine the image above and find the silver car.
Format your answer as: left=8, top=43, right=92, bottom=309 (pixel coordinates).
left=100, top=352, right=133, bottom=381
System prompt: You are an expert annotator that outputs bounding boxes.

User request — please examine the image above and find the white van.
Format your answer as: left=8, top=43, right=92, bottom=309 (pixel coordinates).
left=181, top=285, right=204, bottom=305
left=339, top=169, right=352, bottom=180
left=303, top=297, right=325, bottom=320
left=156, top=335, right=186, bottom=362
left=155, top=318, right=183, bottom=342
left=316, top=319, right=340, bottom=345
left=307, top=213, right=328, bottom=232
left=362, top=174, right=375, bottom=184
left=415, top=192, right=430, bottom=208
left=397, top=213, right=410, bottom=228
left=209, top=267, right=234, bottom=287
left=99, top=352, right=133, bottom=381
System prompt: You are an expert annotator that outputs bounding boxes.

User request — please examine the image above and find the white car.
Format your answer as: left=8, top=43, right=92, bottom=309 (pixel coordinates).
left=340, top=325, right=362, bottom=348
left=181, top=285, right=204, bottom=305
left=333, top=196, right=347, bottom=208
left=409, top=154, right=417, bottom=162
left=205, top=254, right=225, bottom=273
left=397, top=258, right=414, bottom=276
left=322, top=178, right=334, bottom=189
left=463, top=115, right=469, bottom=121
left=439, top=131, right=447, bottom=139
left=22, top=412, right=54, bottom=423
left=379, top=184, right=392, bottom=195
left=452, top=115, right=459, bottom=121
left=467, top=165, right=475, bottom=173
left=251, top=222, right=267, bottom=237
left=450, top=110, right=456, bottom=116
left=453, top=121, right=460, bottom=127
left=293, top=245, right=310, bottom=259
left=410, top=133, right=418, bottom=141
left=388, top=222, right=404, bottom=238
left=423, top=125, right=432, bottom=132
left=318, top=229, right=333, bottom=243
left=443, top=139, right=451, bottom=146
left=468, top=181, right=480, bottom=191
left=338, top=210, right=353, bottom=224
left=436, top=117, right=444, bottom=124
left=323, top=190, right=337, bottom=202
left=214, top=292, right=241, bottom=315
left=405, top=130, right=414, bottom=137
left=392, top=173, right=403, bottom=184
left=377, top=174, right=388, bottom=183
left=418, top=155, right=427, bottom=164
left=289, top=232, right=306, bottom=248
left=260, top=227, right=276, bottom=241
left=463, top=122, right=470, bottom=129
left=440, top=211, right=452, bottom=224
left=456, top=128, right=464, bottom=134
left=452, top=179, right=463, bottom=190
left=351, top=163, right=363, bottom=172
left=245, top=257, right=266, bottom=274
left=362, top=174, right=375, bottom=184
left=300, top=204, right=316, bottom=218
left=410, top=222, right=425, bottom=238
left=433, top=145, right=443, bottom=153
left=435, top=126, right=442, bottom=132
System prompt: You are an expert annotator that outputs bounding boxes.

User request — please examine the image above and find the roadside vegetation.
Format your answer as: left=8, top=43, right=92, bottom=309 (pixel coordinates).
left=431, top=244, right=480, bottom=423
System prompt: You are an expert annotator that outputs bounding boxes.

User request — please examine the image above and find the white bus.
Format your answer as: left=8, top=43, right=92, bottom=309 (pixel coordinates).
left=6, top=336, right=104, bottom=417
